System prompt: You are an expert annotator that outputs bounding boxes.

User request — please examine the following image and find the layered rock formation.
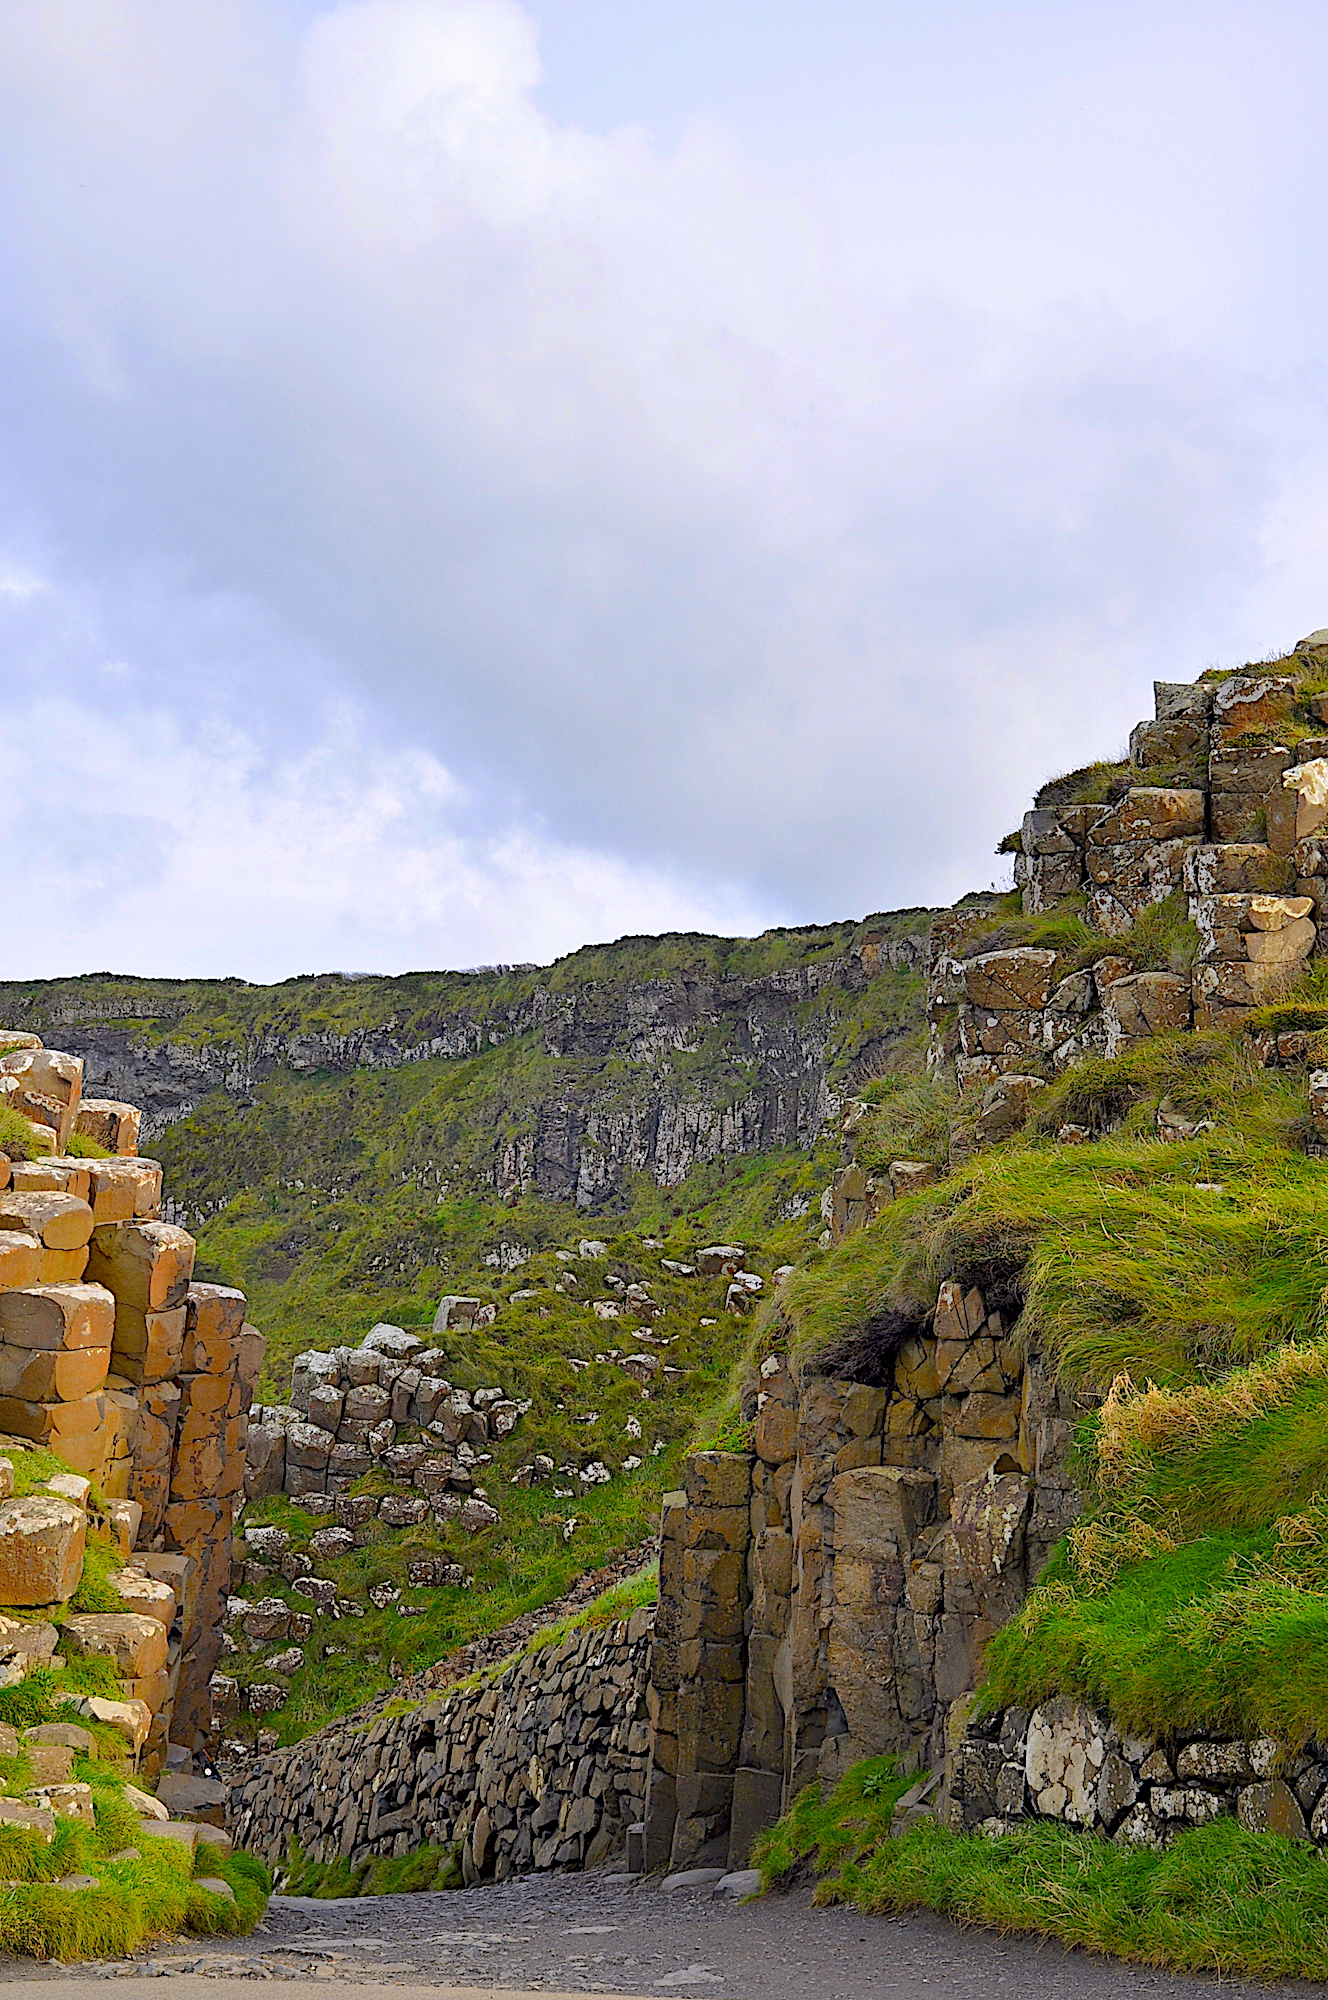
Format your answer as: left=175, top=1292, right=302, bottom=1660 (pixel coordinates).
left=0, top=919, right=931, bottom=1205
left=642, top=1282, right=1082, bottom=1872
left=0, top=1034, right=260, bottom=1778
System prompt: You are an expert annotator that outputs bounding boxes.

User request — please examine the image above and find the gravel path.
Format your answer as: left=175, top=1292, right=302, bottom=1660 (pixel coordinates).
left=3, top=1873, right=1324, bottom=1998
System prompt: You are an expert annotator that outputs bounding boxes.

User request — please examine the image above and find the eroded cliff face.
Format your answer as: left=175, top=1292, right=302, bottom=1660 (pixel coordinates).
left=643, top=1280, right=1085, bottom=1873
left=5, top=924, right=931, bottom=1207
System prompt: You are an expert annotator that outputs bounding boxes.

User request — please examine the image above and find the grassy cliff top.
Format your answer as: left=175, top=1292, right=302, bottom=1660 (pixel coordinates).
left=0, top=910, right=937, bottom=1049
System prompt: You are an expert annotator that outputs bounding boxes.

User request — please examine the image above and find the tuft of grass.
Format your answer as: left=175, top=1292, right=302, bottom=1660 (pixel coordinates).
left=0, top=1107, right=38, bottom=1161
left=753, top=1758, right=916, bottom=1890
left=1091, top=1345, right=1328, bottom=1492
left=854, top=1073, right=956, bottom=1175
left=64, top=1132, right=113, bottom=1159
left=0, top=1774, right=270, bottom=1959
left=1034, top=759, right=1133, bottom=809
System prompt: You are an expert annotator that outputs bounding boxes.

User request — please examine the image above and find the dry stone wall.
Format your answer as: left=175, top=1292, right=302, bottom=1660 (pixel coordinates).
left=0, top=1031, right=261, bottom=1779
left=949, top=1699, right=1328, bottom=1848
left=228, top=1607, right=655, bottom=1880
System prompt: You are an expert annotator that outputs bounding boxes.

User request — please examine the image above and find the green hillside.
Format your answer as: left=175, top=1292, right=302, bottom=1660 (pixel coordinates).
left=2, top=916, right=934, bottom=1741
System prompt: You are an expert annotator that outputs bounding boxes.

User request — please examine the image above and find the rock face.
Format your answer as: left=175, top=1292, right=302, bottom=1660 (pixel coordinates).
left=933, top=671, right=1328, bottom=1113
left=228, top=1607, right=655, bottom=1880
left=644, top=1279, right=1086, bottom=1873
left=2, top=924, right=931, bottom=1205
left=0, top=1036, right=263, bottom=1778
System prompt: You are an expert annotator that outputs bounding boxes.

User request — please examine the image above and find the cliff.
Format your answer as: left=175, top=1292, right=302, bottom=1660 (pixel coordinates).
left=644, top=630, right=1328, bottom=1886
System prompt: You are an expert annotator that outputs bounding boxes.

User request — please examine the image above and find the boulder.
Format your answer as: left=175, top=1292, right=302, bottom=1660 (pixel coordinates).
left=362, top=1323, right=424, bottom=1359
left=1087, top=788, right=1205, bottom=845
left=0, top=1797, right=54, bottom=1841
left=109, top=1567, right=177, bottom=1626
left=0, top=1495, right=86, bottom=1604
left=84, top=1220, right=194, bottom=1312
left=0, top=1283, right=111, bottom=1350
left=62, top=1612, right=168, bottom=1678
left=155, top=1770, right=227, bottom=1826
left=73, top=1099, right=142, bottom=1156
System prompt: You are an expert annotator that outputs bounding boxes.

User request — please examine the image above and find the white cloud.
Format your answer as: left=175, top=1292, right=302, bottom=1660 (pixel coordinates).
left=0, top=0, right=1324, bottom=974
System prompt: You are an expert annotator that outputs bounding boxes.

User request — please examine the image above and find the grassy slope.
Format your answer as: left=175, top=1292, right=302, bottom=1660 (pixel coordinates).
left=18, top=924, right=927, bottom=1741
left=751, top=1013, right=1328, bottom=1746
left=755, top=1758, right=1328, bottom=1982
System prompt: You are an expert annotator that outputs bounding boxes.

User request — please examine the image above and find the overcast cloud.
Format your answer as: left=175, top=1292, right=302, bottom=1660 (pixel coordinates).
left=2, top=0, right=1327, bottom=978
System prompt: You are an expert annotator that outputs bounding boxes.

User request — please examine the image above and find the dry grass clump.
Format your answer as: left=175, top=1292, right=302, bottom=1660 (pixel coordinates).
left=1093, top=1345, right=1328, bottom=1490
left=1066, top=1505, right=1180, bottom=1594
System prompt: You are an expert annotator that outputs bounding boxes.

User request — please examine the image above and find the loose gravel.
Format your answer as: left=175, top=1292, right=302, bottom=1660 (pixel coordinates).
left=2, top=1871, right=1323, bottom=1998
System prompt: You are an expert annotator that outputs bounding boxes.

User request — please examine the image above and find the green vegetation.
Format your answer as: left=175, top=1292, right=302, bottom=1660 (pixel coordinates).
left=0, top=1805, right=267, bottom=1960
left=939, top=888, right=1196, bottom=979
left=280, top=1840, right=461, bottom=1899
left=64, top=1132, right=113, bottom=1158
left=0, top=1533, right=270, bottom=1959
left=761, top=1029, right=1318, bottom=1387
left=748, top=998, right=1328, bottom=1762
left=0, top=1106, right=38, bottom=1160
left=11, top=921, right=928, bottom=1742
left=0, top=911, right=933, bottom=1059
left=755, top=1761, right=1328, bottom=1982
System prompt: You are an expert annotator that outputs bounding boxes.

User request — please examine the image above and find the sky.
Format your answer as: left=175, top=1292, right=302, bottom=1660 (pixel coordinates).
left=3, top=0, right=1328, bottom=979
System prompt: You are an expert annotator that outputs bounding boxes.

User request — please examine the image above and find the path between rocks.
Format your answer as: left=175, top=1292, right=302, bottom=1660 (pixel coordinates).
left=2, top=1875, right=1322, bottom=1999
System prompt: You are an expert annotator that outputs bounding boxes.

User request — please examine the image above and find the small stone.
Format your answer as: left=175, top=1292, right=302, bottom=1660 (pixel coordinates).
left=713, top=1869, right=761, bottom=1899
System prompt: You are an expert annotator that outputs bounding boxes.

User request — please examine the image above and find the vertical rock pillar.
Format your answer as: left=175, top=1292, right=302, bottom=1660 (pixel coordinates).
left=661, top=1450, right=752, bottom=1870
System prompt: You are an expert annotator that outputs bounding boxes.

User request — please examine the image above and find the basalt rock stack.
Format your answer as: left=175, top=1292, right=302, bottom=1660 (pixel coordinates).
left=933, top=642, right=1328, bottom=1145
left=0, top=1031, right=261, bottom=1779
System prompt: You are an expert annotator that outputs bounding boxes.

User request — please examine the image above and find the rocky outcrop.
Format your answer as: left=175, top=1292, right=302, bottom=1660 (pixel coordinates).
left=932, top=651, right=1328, bottom=1130
left=228, top=1607, right=655, bottom=1879
left=4, top=926, right=931, bottom=1205
left=0, top=1036, right=261, bottom=1780
left=644, top=1276, right=1086, bottom=1873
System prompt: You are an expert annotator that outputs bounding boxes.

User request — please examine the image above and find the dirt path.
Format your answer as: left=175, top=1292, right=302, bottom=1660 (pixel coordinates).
left=4, top=1873, right=1323, bottom=1998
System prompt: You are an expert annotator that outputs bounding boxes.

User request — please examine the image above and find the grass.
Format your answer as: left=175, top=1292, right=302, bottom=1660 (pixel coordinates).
left=65, top=1132, right=113, bottom=1159
left=761, top=1030, right=1324, bottom=1392
left=0, top=1795, right=269, bottom=1959
left=0, top=1485, right=272, bottom=1958
left=0, top=1107, right=39, bottom=1161
left=756, top=1768, right=1328, bottom=1983
left=280, top=1841, right=462, bottom=1898
left=732, top=1000, right=1328, bottom=1759
left=936, top=890, right=1197, bottom=982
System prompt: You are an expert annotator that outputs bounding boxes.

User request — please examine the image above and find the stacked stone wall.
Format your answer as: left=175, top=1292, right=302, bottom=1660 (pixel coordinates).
left=228, top=1608, right=654, bottom=1880
left=949, top=1698, right=1328, bottom=1847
